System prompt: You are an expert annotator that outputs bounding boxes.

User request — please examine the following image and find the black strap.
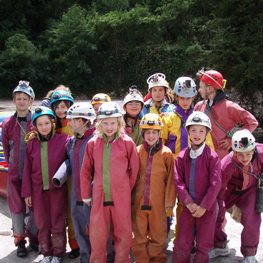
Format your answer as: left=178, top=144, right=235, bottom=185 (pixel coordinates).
left=141, top=205, right=152, bottom=211
left=103, top=201, right=114, bottom=207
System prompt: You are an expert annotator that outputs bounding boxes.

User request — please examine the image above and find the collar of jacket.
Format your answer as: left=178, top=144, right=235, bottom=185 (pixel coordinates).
left=144, top=138, right=163, bottom=156
left=208, top=90, right=228, bottom=107
left=102, top=132, right=120, bottom=143
left=37, top=129, right=55, bottom=141
left=144, top=98, right=169, bottom=108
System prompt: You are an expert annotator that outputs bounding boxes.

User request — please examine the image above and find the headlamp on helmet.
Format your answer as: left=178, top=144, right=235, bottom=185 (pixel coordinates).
left=185, top=111, right=211, bottom=131
left=196, top=68, right=227, bottom=90
left=50, top=90, right=74, bottom=108
left=32, top=106, right=55, bottom=126
left=91, top=93, right=111, bottom=105
left=140, top=113, right=163, bottom=130
left=97, top=102, right=122, bottom=119
left=13, top=80, right=35, bottom=99
left=174, top=77, right=196, bottom=98
left=147, top=73, right=169, bottom=91
left=232, top=129, right=256, bottom=152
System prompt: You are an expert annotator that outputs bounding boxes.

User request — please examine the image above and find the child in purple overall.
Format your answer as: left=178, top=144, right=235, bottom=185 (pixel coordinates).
left=52, top=103, right=96, bottom=263
left=173, top=111, right=221, bottom=263
left=211, top=129, right=262, bottom=263
left=22, top=107, right=69, bottom=263
left=1, top=80, right=38, bottom=257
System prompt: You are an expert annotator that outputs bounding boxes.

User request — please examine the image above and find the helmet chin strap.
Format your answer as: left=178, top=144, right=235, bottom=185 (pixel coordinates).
left=204, top=87, right=216, bottom=100
left=190, top=140, right=205, bottom=149
left=72, top=119, right=90, bottom=136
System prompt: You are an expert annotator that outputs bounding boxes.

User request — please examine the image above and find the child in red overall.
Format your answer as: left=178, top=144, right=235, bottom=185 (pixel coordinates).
left=80, top=102, right=139, bottom=263
left=212, top=129, right=262, bottom=263
left=173, top=111, right=221, bottom=263
left=22, top=107, right=69, bottom=263
left=1, top=80, right=38, bottom=257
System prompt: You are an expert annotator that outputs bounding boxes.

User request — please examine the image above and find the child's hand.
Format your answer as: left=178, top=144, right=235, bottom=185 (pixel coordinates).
left=25, top=197, right=32, bottom=207
left=218, top=138, right=230, bottom=150
left=84, top=201, right=91, bottom=206
left=24, top=131, right=38, bottom=143
left=188, top=203, right=198, bottom=214
left=160, top=112, right=169, bottom=118
left=165, top=206, right=173, bottom=212
left=192, top=206, right=206, bottom=218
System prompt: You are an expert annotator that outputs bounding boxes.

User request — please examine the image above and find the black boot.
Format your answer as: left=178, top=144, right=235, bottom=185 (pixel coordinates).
left=106, top=252, right=115, bottom=263
left=68, top=248, right=80, bottom=259
left=29, top=241, right=40, bottom=253
left=17, top=240, right=27, bottom=257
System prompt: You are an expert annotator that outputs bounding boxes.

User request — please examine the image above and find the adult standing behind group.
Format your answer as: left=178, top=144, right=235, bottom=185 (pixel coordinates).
left=194, top=68, right=259, bottom=260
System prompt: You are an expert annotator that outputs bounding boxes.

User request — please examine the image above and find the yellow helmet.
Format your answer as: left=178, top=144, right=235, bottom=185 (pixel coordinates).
left=91, top=93, right=111, bottom=105
left=140, top=113, right=163, bottom=130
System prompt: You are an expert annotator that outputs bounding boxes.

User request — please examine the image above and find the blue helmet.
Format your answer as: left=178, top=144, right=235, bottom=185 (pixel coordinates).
left=13, top=80, right=35, bottom=99
left=50, top=90, right=74, bottom=108
left=173, top=77, right=196, bottom=98
left=32, top=106, right=55, bottom=126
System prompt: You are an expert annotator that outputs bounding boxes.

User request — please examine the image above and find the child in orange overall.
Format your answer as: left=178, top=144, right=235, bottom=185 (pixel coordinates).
left=132, top=113, right=176, bottom=263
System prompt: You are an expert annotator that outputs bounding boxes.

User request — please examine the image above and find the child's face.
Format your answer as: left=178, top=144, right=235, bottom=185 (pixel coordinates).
left=36, top=115, right=53, bottom=137
left=125, top=101, right=142, bottom=117
left=93, top=103, right=102, bottom=116
left=198, top=81, right=216, bottom=99
left=101, top=117, right=119, bottom=141
left=54, top=101, right=68, bottom=119
left=68, top=118, right=84, bottom=135
left=188, top=125, right=207, bottom=145
left=144, top=129, right=159, bottom=147
left=234, top=149, right=254, bottom=166
left=198, top=81, right=207, bottom=99
left=177, top=96, right=194, bottom=110
left=151, top=86, right=166, bottom=102
left=13, top=92, right=32, bottom=112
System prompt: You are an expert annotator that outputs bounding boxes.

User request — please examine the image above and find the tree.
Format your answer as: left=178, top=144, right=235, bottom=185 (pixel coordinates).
left=0, top=33, right=50, bottom=97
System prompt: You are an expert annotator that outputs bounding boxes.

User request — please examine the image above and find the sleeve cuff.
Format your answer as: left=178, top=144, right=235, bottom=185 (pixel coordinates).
left=82, top=198, right=91, bottom=202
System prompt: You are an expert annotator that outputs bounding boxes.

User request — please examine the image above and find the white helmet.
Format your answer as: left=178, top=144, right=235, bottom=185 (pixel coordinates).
left=232, top=129, right=256, bottom=152
left=147, top=73, right=169, bottom=91
left=174, top=76, right=197, bottom=98
left=123, top=86, right=144, bottom=110
left=98, top=102, right=122, bottom=119
left=65, top=103, right=96, bottom=122
left=185, top=111, right=211, bottom=131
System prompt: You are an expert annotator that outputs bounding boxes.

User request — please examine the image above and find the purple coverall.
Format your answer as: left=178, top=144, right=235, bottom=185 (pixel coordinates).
left=53, top=128, right=95, bottom=263
left=22, top=133, right=69, bottom=257
left=1, top=112, right=38, bottom=245
left=214, top=143, right=263, bottom=257
left=173, top=144, right=221, bottom=263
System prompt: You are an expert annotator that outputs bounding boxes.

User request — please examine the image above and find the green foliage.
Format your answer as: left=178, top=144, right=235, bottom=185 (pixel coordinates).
left=0, top=0, right=262, bottom=98
left=0, top=33, right=50, bottom=97
left=45, top=5, right=96, bottom=94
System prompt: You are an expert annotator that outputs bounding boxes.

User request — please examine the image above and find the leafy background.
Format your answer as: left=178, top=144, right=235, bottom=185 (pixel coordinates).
left=0, top=0, right=262, bottom=100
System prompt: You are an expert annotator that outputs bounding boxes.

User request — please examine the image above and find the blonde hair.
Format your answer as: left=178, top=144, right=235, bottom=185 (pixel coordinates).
left=95, top=116, right=125, bottom=138
left=44, top=85, right=72, bottom=99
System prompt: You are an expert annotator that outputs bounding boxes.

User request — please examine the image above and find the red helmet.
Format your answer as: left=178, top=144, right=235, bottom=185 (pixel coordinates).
left=197, top=69, right=226, bottom=90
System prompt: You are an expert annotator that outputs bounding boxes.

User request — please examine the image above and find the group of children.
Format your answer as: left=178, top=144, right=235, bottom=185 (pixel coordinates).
left=1, top=68, right=262, bottom=263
